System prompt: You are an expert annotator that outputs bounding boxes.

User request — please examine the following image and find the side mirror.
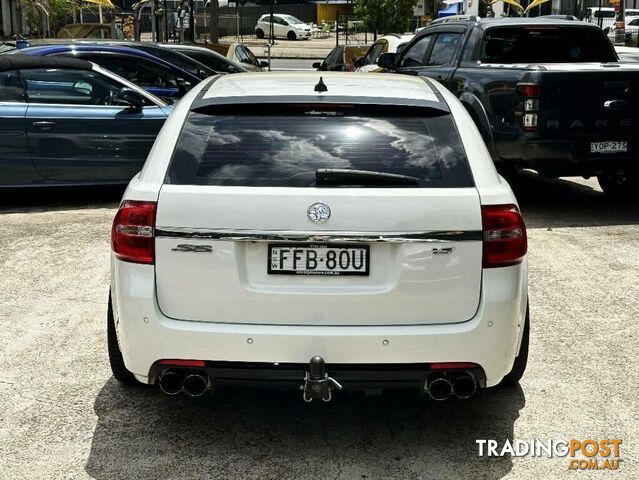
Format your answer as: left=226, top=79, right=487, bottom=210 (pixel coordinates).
left=312, top=61, right=322, bottom=69
left=260, top=60, right=268, bottom=68
left=377, top=52, right=397, bottom=70
left=353, top=57, right=364, bottom=68
left=117, top=88, right=145, bottom=112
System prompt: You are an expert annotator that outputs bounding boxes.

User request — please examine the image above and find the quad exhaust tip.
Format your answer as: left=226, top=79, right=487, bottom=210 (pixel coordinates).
left=426, top=373, right=453, bottom=401
left=426, top=371, right=477, bottom=401
left=159, top=369, right=183, bottom=395
left=158, top=369, right=210, bottom=397
left=183, top=373, right=209, bottom=397
left=451, top=371, right=477, bottom=399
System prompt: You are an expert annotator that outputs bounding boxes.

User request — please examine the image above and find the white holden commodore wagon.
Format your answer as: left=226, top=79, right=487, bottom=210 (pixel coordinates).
left=109, top=72, right=529, bottom=402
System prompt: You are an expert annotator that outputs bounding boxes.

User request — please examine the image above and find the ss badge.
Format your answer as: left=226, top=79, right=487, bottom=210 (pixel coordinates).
left=171, top=244, right=213, bottom=253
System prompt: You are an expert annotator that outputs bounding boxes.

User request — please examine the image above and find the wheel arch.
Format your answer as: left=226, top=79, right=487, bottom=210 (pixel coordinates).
left=459, top=92, right=498, bottom=160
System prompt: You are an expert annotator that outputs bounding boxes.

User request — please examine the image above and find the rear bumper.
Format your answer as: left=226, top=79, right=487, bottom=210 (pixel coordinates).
left=149, top=361, right=488, bottom=391
left=110, top=258, right=528, bottom=389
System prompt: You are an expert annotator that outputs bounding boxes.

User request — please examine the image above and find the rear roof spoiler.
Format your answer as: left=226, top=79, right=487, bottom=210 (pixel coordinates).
left=190, top=96, right=450, bottom=113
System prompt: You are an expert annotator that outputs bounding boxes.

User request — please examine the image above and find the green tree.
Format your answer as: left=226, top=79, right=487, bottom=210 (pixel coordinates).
left=355, top=0, right=417, bottom=39
left=48, top=0, right=74, bottom=27
left=22, top=0, right=74, bottom=36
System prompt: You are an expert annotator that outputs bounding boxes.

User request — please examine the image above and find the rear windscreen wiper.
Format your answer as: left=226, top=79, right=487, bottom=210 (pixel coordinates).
left=315, top=169, right=419, bottom=186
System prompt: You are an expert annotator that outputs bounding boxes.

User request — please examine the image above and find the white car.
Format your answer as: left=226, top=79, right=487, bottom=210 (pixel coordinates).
left=356, top=34, right=414, bottom=72
left=255, top=14, right=312, bottom=41
left=109, top=72, right=529, bottom=402
left=605, top=15, right=639, bottom=42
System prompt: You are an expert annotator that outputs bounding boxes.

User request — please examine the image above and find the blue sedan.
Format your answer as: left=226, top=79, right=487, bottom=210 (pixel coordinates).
left=10, top=44, right=204, bottom=99
left=0, top=55, right=172, bottom=187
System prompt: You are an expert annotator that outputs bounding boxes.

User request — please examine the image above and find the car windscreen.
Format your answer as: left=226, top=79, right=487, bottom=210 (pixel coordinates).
left=165, top=105, right=473, bottom=188
left=480, top=26, right=617, bottom=63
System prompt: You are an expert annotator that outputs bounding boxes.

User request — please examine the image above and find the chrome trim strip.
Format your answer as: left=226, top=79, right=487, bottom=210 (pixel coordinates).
left=155, top=228, right=482, bottom=243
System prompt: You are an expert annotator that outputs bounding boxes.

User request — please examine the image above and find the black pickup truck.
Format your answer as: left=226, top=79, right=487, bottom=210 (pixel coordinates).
left=378, top=18, right=639, bottom=196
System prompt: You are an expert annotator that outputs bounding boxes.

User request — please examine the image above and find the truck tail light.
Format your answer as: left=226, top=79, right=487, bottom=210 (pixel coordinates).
left=482, top=204, right=527, bottom=268
left=112, top=200, right=157, bottom=264
left=516, top=82, right=541, bottom=132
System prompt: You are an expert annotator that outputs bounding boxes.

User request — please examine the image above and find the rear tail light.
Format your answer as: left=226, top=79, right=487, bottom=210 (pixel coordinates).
left=482, top=204, right=527, bottom=268
left=111, top=200, right=157, bottom=264
left=516, top=82, right=541, bottom=132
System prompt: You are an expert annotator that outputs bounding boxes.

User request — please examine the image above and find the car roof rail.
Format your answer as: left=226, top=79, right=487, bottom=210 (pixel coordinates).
left=431, top=15, right=479, bottom=25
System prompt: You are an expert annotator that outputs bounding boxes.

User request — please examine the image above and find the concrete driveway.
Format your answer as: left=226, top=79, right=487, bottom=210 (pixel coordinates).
left=0, top=173, right=637, bottom=479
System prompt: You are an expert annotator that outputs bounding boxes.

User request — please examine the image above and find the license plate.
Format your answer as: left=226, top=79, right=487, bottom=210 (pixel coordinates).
left=268, top=244, right=370, bottom=276
left=590, top=141, right=628, bottom=154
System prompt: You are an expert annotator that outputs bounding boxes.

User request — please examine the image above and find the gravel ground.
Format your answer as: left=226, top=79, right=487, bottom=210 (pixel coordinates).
left=0, top=173, right=637, bottom=480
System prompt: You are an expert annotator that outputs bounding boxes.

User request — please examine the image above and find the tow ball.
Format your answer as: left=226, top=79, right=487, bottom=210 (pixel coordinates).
left=301, top=356, right=343, bottom=402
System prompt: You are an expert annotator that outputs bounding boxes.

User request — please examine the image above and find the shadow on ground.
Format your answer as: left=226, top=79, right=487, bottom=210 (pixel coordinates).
left=85, top=380, right=525, bottom=480
left=0, top=186, right=124, bottom=214
left=509, top=172, right=639, bottom=229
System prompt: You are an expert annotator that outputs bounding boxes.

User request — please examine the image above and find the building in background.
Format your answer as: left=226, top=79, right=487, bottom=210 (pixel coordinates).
left=1, top=0, right=24, bottom=38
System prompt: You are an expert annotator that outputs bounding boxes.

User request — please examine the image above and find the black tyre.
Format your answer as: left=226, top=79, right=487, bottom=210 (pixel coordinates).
left=597, top=171, right=639, bottom=200
left=287, top=30, right=297, bottom=40
left=255, top=28, right=264, bottom=39
left=107, top=291, right=140, bottom=386
left=500, top=303, right=529, bottom=386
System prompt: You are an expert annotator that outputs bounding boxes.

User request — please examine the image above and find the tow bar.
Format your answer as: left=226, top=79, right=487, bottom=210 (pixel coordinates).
left=301, top=356, right=342, bottom=402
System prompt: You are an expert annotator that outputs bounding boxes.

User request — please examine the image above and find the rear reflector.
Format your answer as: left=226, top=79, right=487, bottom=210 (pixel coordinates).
left=516, top=83, right=541, bottom=98
left=159, top=359, right=206, bottom=368
left=482, top=204, right=527, bottom=268
left=111, top=200, right=157, bottom=264
left=430, top=362, right=478, bottom=370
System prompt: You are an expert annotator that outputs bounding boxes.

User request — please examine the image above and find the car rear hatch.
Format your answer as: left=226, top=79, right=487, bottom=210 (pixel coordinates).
left=154, top=102, right=483, bottom=326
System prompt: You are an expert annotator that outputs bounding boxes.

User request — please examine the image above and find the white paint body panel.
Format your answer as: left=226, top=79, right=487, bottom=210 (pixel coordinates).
left=112, top=73, right=528, bottom=387
left=111, top=260, right=526, bottom=388
left=155, top=187, right=482, bottom=326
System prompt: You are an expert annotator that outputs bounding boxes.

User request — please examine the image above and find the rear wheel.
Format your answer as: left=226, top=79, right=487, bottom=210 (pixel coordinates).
left=500, top=303, right=529, bottom=386
left=597, top=170, right=639, bottom=199
left=287, top=30, right=297, bottom=40
left=107, top=291, right=140, bottom=386
left=255, top=28, right=264, bottom=39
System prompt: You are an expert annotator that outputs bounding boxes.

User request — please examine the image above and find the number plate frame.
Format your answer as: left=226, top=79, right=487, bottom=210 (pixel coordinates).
left=590, top=141, right=628, bottom=155
left=268, top=243, right=370, bottom=276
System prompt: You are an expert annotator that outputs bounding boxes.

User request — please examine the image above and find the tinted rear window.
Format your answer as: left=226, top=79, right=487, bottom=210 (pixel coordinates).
left=165, top=105, right=473, bottom=188
left=480, top=26, right=616, bottom=63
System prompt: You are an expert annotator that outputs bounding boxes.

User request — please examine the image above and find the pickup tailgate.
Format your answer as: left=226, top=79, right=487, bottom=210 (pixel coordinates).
left=538, top=66, right=639, bottom=156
